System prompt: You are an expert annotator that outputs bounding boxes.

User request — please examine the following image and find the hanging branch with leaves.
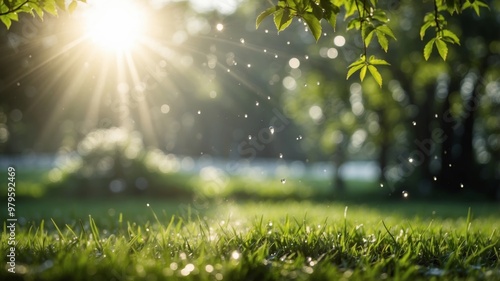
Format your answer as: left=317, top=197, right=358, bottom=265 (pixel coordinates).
left=256, top=0, right=490, bottom=87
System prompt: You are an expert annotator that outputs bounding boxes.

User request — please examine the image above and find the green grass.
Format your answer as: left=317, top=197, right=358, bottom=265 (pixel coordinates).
left=2, top=199, right=499, bottom=280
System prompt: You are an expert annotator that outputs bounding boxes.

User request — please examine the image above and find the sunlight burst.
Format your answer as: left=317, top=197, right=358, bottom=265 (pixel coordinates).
left=84, top=0, right=145, bottom=52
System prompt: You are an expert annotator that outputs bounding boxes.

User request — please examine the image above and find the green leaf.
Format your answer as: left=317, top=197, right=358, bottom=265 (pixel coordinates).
left=256, top=6, right=278, bottom=29
left=274, top=7, right=293, bottom=32
left=376, top=31, right=389, bottom=52
left=424, top=38, right=435, bottom=61
left=369, top=56, right=391, bottom=66
left=435, top=38, right=448, bottom=60
left=56, top=0, right=66, bottom=10
left=69, top=1, right=78, bottom=13
left=419, top=20, right=434, bottom=40
left=368, top=65, right=383, bottom=87
left=348, top=56, right=366, bottom=68
left=442, top=29, right=460, bottom=45
left=325, top=10, right=337, bottom=31
left=1, top=16, right=12, bottom=29
left=360, top=65, right=368, bottom=81
left=347, top=18, right=361, bottom=31
left=346, top=63, right=366, bottom=80
left=44, top=1, right=58, bottom=16
left=363, top=25, right=375, bottom=47
left=303, top=12, right=322, bottom=42
left=377, top=25, right=396, bottom=40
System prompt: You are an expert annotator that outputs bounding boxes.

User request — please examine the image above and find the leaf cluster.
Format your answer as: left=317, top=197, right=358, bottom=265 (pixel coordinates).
left=256, top=0, right=490, bottom=87
left=0, top=0, right=86, bottom=29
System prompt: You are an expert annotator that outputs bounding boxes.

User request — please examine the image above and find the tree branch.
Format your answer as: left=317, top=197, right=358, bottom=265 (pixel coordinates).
left=0, top=0, right=32, bottom=16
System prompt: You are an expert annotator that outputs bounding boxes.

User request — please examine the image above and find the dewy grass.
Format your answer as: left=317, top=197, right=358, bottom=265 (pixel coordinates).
left=1, top=201, right=499, bottom=280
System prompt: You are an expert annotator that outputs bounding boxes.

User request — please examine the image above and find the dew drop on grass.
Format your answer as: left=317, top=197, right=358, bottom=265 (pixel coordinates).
left=402, top=190, right=409, bottom=198
left=281, top=178, right=286, bottom=184
left=231, top=250, right=241, bottom=260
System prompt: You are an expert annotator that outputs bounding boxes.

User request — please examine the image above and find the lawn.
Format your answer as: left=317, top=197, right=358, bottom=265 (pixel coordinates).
left=2, top=198, right=500, bottom=280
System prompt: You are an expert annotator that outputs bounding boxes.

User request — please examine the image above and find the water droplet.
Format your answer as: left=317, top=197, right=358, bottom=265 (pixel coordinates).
left=460, top=183, right=464, bottom=188
left=231, top=250, right=241, bottom=260
left=244, top=114, right=248, bottom=118
left=316, top=81, right=320, bottom=85
left=380, top=183, right=384, bottom=188
left=247, top=64, right=251, bottom=68
left=255, top=101, right=259, bottom=106
left=274, top=54, right=278, bottom=58
left=281, top=178, right=286, bottom=184
left=433, top=176, right=437, bottom=181
left=287, top=41, right=290, bottom=45
left=248, top=135, right=252, bottom=140
left=449, top=164, right=452, bottom=167
left=305, top=55, right=309, bottom=59
left=412, top=121, right=417, bottom=126
left=216, top=23, right=224, bottom=31
left=269, top=126, right=275, bottom=134
left=279, top=153, right=283, bottom=158
left=408, top=158, right=414, bottom=163
left=435, top=114, right=438, bottom=118
left=402, top=190, right=409, bottom=198
left=267, top=96, right=271, bottom=100
left=197, top=110, right=201, bottom=114
left=146, top=203, right=150, bottom=207
left=265, top=29, right=269, bottom=33
left=17, top=82, right=20, bottom=86
left=263, top=49, right=267, bottom=52
left=240, top=38, right=245, bottom=44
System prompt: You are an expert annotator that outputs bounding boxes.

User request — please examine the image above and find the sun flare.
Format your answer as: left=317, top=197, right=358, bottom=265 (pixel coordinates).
left=84, top=0, right=145, bottom=52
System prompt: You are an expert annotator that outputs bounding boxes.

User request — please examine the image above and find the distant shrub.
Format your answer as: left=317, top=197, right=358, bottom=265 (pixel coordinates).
left=47, top=127, right=193, bottom=198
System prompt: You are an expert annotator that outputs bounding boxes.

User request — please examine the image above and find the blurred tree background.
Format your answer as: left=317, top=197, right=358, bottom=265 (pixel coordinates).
left=0, top=0, right=499, bottom=200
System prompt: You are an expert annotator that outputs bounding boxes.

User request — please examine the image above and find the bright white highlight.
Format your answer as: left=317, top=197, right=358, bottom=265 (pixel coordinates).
left=84, top=0, right=145, bottom=52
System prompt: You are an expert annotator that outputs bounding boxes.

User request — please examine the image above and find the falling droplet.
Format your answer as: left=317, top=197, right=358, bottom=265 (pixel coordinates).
left=287, top=41, right=290, bottom=45
left=435, top=114, right=438, bottom=118
left=460, top=183, right=464, bottom=188
left=264, top=49, right=267, bottom=53
left=247, top=64, right=251, bottom=68
left=17, top=82, right=20, bottom=86
left=197, top=110, right=201, bottom=114
left=279, top=153, right=283, bottom=158
left=274, top=54, right=278, bottom=58
left=402, top=191, right=409, bottom=198
left=380, top=183, right=384, bottom=188
left=316, top=81, right=321, bottom=85
left=269, top=126, right=275, bottom=134
left=408, top=158, right=414, bottom=163
left=244, top=114, right=248, bottom=118
left=281, top=178, right=286, bottom=184
left=255, top=101, right=259, bottom=106
left=305, top=55, right=309, bottom=59
left=146, top=203, right=150, bottom=207
left=433, top=176, right=437, bottom=181
left=216, top=23, right=224, bottom=31
left=265, top=29, right=269, bottom=33
left=240, top=38, right=245, bottom=44
left=267, top=96, right=271, bottom=100
left=412, top=121, right=417, bottom=126
left=449, top=164, right=452, bottom=167
left=248, top=135, right=252, bottom=140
